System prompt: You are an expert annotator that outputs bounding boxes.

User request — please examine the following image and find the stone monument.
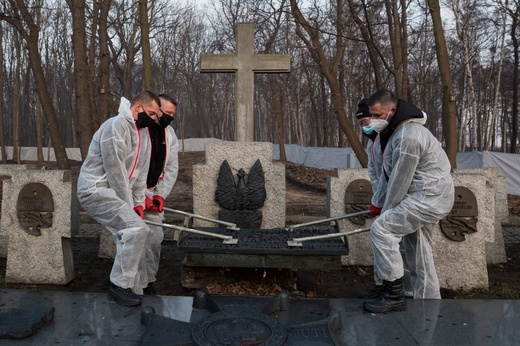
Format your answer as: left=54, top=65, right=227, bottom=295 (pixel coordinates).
left=457, top=168, right=508, bottom=264
left=194, top=22, right=290, bottom=228
left=180, top=23, right=291, bottom=287
left=329, top=168, right=497, bottom=291
left=1, top=169, right=78, bottom=284
left=433, top=173, right=494, bottom=290
left=328, top=169, right=375, bottom=266
left=193, top=141, right=285, bottom=229
left=0, top=164, right=36, bottom=258
left=200, top=23, right=290, bottom=142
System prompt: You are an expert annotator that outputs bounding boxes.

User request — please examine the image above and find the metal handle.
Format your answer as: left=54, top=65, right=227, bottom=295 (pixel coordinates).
left=163, top=207, right=240, bottom=231
left=287, top=227, right=370, bottom=247
left=287, top=210, right=370, bottom=230
left=144, top=220, right=238, bottom=245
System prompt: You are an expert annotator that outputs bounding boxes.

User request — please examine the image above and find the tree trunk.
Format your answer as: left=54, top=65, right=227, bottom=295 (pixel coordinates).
left=269, top=75, right=287, bottom=163
left=66, top=0, right=93, bottom=160
left=98, top=0, right=112, bottom=124
left=428, top=0, right=458, bottom=168
left=511, top=4, right=519, bottom=153
left=36, top=94, right=43, bottom=163
left=13, top=30, right=21, bottom=163
left=139, top=0, right=154, bottom=90
left=27, top=35, right=70, bottom=168
left=0, top=24, right=6, bottom=163
left=384, top=0, right=408, bottom=99
left=452, top=0, right=478, bottom=151
left=486, top=2, right=507, bottom=151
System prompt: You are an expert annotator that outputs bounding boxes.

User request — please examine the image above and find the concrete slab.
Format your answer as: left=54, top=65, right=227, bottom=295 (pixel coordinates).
left=1, top=289, right=519, bottom=345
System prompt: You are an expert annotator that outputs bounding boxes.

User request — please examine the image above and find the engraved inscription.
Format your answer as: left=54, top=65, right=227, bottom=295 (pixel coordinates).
left=345, top=179, right=373, bottom=225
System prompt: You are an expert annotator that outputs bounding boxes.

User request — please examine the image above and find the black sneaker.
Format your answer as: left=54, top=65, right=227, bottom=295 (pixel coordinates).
left=143, top=283, right=157, bottom=296
left=108, top=283, right=142, bottom=307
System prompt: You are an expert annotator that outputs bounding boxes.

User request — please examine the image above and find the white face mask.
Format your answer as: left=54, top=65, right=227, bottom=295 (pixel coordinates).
left=371, top=111, right=392, bottom=133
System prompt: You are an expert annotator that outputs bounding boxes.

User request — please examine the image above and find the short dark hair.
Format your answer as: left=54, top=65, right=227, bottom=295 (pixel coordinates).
left=367, top=89, right=397, bottom=108
left=131, top=90, right=161, bottom=107
left=159, top=94, right=177, bottom=107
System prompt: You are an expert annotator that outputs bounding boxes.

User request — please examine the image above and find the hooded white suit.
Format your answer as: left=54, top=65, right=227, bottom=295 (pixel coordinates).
left=371, top=102, right=454, bottom=299
left=77, top=97, right=151, bottom=292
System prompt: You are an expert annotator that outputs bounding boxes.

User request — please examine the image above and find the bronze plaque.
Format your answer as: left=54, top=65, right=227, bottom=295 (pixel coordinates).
left=344, top=179, right=373, bottom=225
left=439, top=186, right=478, bottom=241
left=16, top=183, right=54, bottom=236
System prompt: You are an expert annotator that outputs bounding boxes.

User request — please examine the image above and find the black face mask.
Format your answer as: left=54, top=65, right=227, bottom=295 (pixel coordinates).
left=159, top=113, right=174, bottom=128
left=136, top=110, right=156, bottom=128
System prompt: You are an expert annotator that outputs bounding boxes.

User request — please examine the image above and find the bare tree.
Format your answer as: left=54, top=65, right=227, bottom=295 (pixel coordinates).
left=428, top=0, right=458, bottom=167
left=66, top=0, right=94, bottom=159
left=1, top=0, right=69, bottom=168
left=509, top=0, right=520, bottom=153
left=486, top=1, right=508, bottom=150
left=0, top=23, right=6, bottom=163
left=385, top=0, right=409, bottom=99
left=289, top=0, right=368, bottom=166
left=12, top=30, right=21, bottom=163
left=139, top=0, right=153, bottom=90
left=97, top=0, right=113, bottom=124
left=347, top=0, right=384, bottom=89
left=108, top=0, right=140, bottom=98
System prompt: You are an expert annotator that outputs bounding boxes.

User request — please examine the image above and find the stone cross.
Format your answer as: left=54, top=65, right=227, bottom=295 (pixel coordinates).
left=200, top=23, right=291, bottom=142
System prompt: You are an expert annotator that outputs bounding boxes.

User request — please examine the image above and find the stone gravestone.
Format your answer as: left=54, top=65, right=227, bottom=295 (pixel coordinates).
left=329, top=169, right=494, bottom=291
left=457, top=168, right=508, bottom=264
left=328, top=168, right=375, bottom=266
left=0, top=164, right=35, bottom=258
left=2, top=169, right=77, bottom=284
left=434, top=173, right=494, bottom=290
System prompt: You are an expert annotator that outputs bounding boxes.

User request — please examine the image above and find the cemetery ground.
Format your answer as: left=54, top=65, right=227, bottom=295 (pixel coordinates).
left=1, top=151, right=520, bottom=300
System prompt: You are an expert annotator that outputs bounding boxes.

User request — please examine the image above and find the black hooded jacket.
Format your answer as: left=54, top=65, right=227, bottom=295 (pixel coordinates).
left=379, top=99, right=424, bottom=153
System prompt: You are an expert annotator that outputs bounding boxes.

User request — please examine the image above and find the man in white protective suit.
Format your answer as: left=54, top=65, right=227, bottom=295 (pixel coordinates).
left=362, top=89, right=454, bottom=313
left=356, top=98, right=388, bottom=297
left=77, top=90, right=161, bottom=307
left=140, top=94, right=179, bottom=295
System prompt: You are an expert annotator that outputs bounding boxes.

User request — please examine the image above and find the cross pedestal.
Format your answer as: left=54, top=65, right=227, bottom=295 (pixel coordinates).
left=200, top=23, right=290, bottom=142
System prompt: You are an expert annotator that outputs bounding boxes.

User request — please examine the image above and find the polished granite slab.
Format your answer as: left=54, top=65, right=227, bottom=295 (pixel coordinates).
left=0, top=288, right=519, bottom=345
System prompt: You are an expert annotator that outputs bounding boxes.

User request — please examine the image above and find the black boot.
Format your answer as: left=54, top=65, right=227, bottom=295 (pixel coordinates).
left=143, top=282, right=157, bottom=295
left=108, top=283, right=142, bottom=307
left=363, top=278, right=407, bottom=313
left=358, top=285, right=384, bottom=299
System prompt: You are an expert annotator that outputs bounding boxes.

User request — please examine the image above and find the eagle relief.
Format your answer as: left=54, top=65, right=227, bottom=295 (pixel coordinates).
left=215, top=159, right=266, bottom=228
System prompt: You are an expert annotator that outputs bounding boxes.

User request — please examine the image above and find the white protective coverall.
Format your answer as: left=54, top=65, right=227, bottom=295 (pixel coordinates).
left=368, top=134, right=412, bottom=296
left=371, top=112, right=454, bottom=299
left=77, top=97, right=151, bottom=294
left=141, top=126, right=179, bottom=286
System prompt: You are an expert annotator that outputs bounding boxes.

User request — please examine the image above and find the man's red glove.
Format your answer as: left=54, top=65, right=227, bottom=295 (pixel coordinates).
left=145, top=196, right=154, bottom=210
left=369, top=204, right=382, bottom=217
left=149, top=195, right=164, bottom=213
left=134, top=205, right=145, bottom=219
